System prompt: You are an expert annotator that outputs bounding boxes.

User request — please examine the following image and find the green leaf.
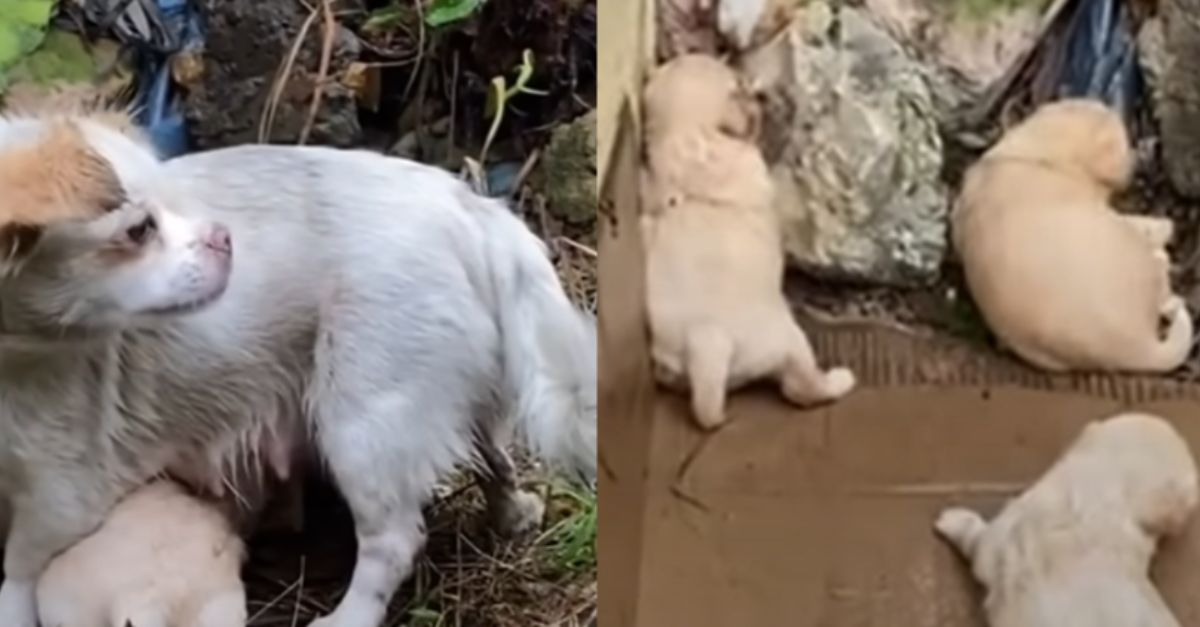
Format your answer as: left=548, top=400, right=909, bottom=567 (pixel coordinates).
left=8, top=30, right=96, bottom=86
left=0, top=0, right=56, bottom=76
left=484, top=74, right=506, bottom=120
left=362, top=3, right=407, bottom=34
left=424, top=0, right=483, bottom=28
left=407, top=607, right=442, bottom=627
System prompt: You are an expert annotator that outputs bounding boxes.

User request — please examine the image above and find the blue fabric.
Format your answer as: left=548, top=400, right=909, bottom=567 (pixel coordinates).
left=1057, top=0, right=1141, bottom=124
left=130, top=0, right=204, bottom=158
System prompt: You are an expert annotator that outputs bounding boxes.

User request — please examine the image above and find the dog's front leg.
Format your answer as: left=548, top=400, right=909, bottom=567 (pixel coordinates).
left=0, top=473, right=123, bottom=627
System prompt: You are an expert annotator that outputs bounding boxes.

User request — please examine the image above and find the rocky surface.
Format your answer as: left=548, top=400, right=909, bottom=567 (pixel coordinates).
left=866, top=0, right=1039, bottom=95
left=182, top=0, right=363, bottom=149
left=533, top=110, right=597, bottom=237
left=740, top=2, right=948, bottom=286
left=1158, top=0, right=1200, bottom=198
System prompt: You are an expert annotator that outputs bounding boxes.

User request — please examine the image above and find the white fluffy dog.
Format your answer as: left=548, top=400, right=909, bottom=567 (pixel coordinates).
left=935, top=412, right=1198, bottom=627
left=0, top=102, right=596, bottom=627
left=641, top=53, right=855, bottom=430
left=36, top=480, right=246, bottom=627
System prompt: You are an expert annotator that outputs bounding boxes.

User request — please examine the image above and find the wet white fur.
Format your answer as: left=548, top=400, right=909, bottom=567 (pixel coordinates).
left=0, top=117, right=596, bottom=627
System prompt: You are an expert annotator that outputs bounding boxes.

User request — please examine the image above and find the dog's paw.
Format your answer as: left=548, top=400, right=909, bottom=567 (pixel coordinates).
left=0, top=580, right=38, bottom=627
left=692, top=408, right=729, bottom=431
left=493, top=489, right=547, bottom=538
left=823, top=367, right=856, bottom=398
left=934, top=507, right=986, bottom=556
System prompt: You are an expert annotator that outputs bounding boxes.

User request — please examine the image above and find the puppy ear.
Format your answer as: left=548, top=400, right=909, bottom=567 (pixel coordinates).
left=0, top=223, right=44, bottom=273
left=1086, top=116, right=1134, bottom=191
left=717, top=90, right=761, bottom=141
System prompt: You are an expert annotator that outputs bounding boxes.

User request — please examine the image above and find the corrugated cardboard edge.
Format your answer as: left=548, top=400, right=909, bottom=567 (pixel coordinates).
left=806, top=322, right=1200, bottom=402
left=599, top=106, right=655, bottom=627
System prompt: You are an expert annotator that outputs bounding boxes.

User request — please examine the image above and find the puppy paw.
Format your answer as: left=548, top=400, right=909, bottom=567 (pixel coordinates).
left=935, top=507, right=986, bottom=557
left=0, top=580, right=38, bottom=627
left=493, top=489, right=547, bottom=538
left=1159, top=295, right=1187, bottom=340
left=693, top=410, right=729, bottom=431
left=822, top=367, right=856, bottom=398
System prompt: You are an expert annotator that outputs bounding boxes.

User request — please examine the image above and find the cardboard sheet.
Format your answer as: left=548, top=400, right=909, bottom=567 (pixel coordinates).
left=596, top=4, right=1200, bottom=625
left=600, top=149, right=1200, bottom=624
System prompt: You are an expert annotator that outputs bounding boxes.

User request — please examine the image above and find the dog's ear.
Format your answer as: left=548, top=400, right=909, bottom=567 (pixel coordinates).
left=717, top=89, right=761, bottom=141
left=1085, top=114, right=1134, bottom=191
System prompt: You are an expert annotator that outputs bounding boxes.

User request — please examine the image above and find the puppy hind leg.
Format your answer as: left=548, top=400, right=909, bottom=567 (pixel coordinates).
left=1123, top=215, right=1174, bottom=249
left=685, top=328, right=734, bottom=430
left=934, top=507, right=988, bottom=560
left=779, top=327, right=855, bottom=406
left=473, top=417, right=546, bottom=537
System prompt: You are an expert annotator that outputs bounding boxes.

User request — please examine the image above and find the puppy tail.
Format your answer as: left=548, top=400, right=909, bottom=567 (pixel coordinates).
left=1136, top=305, right=1194, bottom=372
left=473, top=195, right=597, bottom=484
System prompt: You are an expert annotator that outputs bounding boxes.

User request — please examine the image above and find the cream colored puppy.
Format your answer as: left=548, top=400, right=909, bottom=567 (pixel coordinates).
left=36, top=481, right=246, bottom=627
left=953, top=98, right=1191, bottom=372
left=640, top=54, right=855, bottom=430
left=936, top=412, right=1198, bottom=627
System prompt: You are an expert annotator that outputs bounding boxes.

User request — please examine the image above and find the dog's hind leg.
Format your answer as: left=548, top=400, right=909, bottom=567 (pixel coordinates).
left=310, top=390, right=437, bottom=627
left=685, top=327, right=734, bottom=430
left=473, top=419, right=546, bottom=537
left=934, top=507, right=988, bottom=560
left=307, top=284, right=488, bottom=627
left=778, top=326, right=855, bottom=406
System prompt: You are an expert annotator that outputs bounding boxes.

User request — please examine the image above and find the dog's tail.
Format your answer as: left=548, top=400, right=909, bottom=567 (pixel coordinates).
left=473, top=194, right=597, bottom=483
left=1133, top=306, right=1194, bottom=372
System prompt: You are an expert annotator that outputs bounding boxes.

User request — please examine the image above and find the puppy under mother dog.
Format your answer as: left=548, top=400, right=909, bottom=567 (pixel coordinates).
left=36, top=480, right=246, bottom=627
left=640, top=53, right=855, bottom=430
left=953, top=98, right=1192, bottom=372
left=936, top=412, right=1198, bottom=627
left=0, top=98, right=596, bottom=627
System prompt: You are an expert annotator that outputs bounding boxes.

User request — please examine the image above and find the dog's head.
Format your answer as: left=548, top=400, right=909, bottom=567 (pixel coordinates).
left=0, top=109, right=233, bottom=339
left=987, top=98, right=1133, bottom=191
left=1074, top=413, right=1199, bottom=539
left=643, top=54, right=762, bottom=142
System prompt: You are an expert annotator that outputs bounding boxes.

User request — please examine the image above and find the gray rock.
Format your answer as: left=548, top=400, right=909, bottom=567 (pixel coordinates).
left=1159, top=0, right=1200, bottom=198
left=183, top=0, right=362, bottom=149
left=741, top=3, right=948, bottom=286
left=532, top=111, right=597, bottom=237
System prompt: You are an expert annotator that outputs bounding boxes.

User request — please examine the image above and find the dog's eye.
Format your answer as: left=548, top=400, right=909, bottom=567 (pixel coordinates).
left=125, top=216, right=157, bottom=245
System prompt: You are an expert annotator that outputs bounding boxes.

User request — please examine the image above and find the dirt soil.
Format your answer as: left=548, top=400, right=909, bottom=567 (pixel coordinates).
left=244, top=471, right=595, bottom=627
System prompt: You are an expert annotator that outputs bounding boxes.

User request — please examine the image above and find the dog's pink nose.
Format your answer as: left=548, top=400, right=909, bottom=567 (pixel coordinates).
left=205, top=224, right=232, bottom=254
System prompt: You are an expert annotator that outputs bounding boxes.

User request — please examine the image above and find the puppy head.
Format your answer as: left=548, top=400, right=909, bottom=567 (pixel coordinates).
left=987, top=98, right=1133, bottom=190
left=1074, top=413, right=1199, bottom=538
left=643, top=54, right=761, bottom=142
left=0, top=115, right=233, bottom=338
